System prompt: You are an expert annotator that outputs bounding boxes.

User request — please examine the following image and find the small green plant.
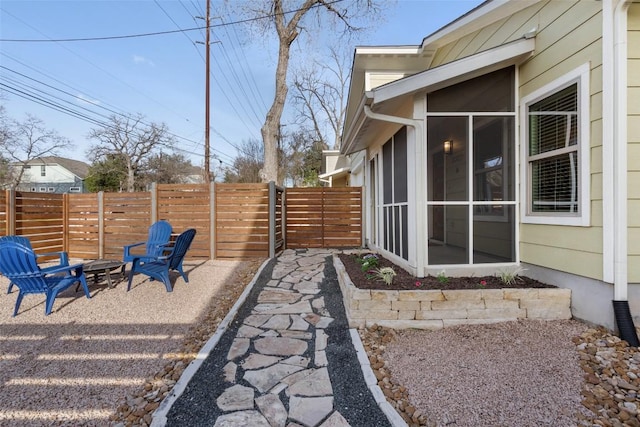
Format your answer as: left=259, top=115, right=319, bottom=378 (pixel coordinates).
left=356, top=253, right=379, bottom=273
left=370, top=266, right=397, bottom=286
left=436, top=270, right=448, bottom=284
left=477, top=279, right=488, bottom=289
left=497, top=267, right=525, bottom=286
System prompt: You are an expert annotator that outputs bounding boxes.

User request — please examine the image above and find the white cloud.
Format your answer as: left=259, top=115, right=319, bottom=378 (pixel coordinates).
left=132, top=55, right=155, bottom=67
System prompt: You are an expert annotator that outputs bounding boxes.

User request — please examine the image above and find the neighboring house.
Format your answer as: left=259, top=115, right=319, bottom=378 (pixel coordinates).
left=10, top=156, right=89, bottom=193
left=318, top=150, right=351, bottom=187
left=342, top=0, right=639, bottom=330
left=181, top=165, right=207, bottom=184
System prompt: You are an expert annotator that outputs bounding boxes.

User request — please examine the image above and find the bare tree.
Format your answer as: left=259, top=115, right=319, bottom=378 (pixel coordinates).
left=139, top=152, right=195, bottom=187
left=291, top=46, right=350, bottom=149
left=0, top=104, right=12, bottom=187
left=87, top=114, right=175, bottom=192
left=280, top=129, right=327, bottom=186
left=228, top=0, right=382, bottom=184
left=223, top=139, right=264, bottom=183
left=4, top=114, right=72, bottom=187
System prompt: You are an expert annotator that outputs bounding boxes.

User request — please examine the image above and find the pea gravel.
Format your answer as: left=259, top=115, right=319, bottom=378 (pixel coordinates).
left=382, top=319, right=590, bottom=427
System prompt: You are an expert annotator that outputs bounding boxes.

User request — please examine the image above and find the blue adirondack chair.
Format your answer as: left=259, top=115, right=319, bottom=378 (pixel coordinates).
left=4, top=236, right=70, bottom=294
left=127, top=228, right=196, bottom=292
left=123, top=220, right=173, bottom=264
left=0, top=237, right=90, bottom=316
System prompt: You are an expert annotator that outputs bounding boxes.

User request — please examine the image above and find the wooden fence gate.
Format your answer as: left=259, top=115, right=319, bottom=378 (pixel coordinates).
left=285, top=187, right=362, bottom=249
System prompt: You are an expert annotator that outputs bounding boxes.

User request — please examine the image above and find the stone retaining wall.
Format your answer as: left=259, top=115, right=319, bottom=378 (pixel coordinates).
left=333, top=255, right=572, bottom=329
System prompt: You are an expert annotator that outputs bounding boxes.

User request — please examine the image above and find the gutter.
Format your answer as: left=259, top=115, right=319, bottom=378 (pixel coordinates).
left=604, top=0, right=638, bottom=345
left=363, top=104, right=426, bottom=275
left=613, top=0, right=630, bottom=301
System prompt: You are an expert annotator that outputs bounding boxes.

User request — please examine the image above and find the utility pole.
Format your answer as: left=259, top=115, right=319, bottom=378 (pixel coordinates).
left=204, top=0, right=211, bottom=183
left=197, top=0, right=212, bottom=182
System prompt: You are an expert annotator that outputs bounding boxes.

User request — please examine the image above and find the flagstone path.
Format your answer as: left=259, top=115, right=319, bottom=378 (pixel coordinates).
left=157, top=249, right=397, bottom=427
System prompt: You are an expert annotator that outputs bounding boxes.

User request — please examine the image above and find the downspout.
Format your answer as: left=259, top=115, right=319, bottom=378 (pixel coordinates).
left=363, top=104, right=426, bottom=275
left=609, top=0, right=639, bottom=345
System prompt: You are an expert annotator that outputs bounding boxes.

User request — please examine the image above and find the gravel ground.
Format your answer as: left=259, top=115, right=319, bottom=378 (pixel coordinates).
left=369, top=320, right=591, bottom=427
left=5, top=255, right=640, bottom=427
left=0, top=258, right=262, bottom=427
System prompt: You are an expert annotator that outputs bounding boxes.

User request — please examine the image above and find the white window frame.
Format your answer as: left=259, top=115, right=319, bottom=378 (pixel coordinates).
left=69, top=187, right=81, bottom=193
left=520, top=63, right=590, bottom=226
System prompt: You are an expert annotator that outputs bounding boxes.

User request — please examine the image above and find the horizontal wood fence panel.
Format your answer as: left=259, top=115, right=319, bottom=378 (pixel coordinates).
left=103, top=192, right=153, bottom=260
left=0, top=191, right=6, bottom=236
left=13, top=192, right=65, bottom=254
left=215, top=183, right=270, bottom=259
left=286, top=187, right=362, bottom=249
left=66, top=193, right=100, bottom=259
left=158, top=184, right=211, bottom=259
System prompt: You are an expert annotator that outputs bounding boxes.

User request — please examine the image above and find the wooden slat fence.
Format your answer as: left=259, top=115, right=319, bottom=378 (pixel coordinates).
left=103, top=191, right=153, bottom=260
left=157, top=184, right=211, bottom=259
left=0, top=184, right=362, bottom=260
left=0, top=191, right=7, bottom=238
left=215, top=183, right=271, bottom=259
left=273, top=185, right=285, bottom=254
left=286, top=187, right=362, bottom=248
left=15, top=192, right=65, bottom=257
left=66, top=193, right=100, bottom=259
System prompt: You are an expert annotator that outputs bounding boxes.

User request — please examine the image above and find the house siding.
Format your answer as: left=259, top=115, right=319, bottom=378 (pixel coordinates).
left=628, top=2, right=640, bottom=282
left=367, top=72, right=410, bottom=91
left=519, top=1, right=603, bottom=281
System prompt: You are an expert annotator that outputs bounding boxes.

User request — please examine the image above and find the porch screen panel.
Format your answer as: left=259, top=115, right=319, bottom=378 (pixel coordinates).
left=401, top=205, right=408, bottom=258
left=473, top=205, right=516, bottom=263
left=428, top=206, right=468, bottom=265
left=473, top=116, right=515, bottom=217
left=425, top=66, right=516, bottom=267
left=394, top=206, right=401, bottom=258
left=393, top=127, right=408, bottom=203
left=380, top=128, right=410, bottom=260
left=383, top=140, right=393, bottom=204
left=428, top=67, right=514, bottom=112
left=426, top=116, right=468, bottom=202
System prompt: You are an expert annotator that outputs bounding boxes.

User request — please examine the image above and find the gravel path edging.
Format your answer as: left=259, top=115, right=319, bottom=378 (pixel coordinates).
left=150, top=258, right=271, bottom=427
left=349, top=328, right=408, bottom=427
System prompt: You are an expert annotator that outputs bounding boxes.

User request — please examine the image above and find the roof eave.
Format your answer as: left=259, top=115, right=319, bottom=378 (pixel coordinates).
left=419, top=0, right=542, bottom=50
left=374, top=37, right=535, bottom=105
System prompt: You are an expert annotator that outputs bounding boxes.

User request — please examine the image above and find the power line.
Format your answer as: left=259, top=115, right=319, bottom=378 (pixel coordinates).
left=0, top=70, right=236, bottom=164
left=1, top=10, right=199, bottom=127
left=0, top=0, right=344, bottom=42
left=2, top=55, right=239, bottom=164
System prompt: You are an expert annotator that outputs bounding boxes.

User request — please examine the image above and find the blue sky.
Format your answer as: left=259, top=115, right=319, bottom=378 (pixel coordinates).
left=0, top=0, right=483, bottom=168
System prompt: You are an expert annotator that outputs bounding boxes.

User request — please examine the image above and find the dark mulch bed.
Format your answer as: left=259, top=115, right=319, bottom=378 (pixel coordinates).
left=337, top=252, right=556, bottom=291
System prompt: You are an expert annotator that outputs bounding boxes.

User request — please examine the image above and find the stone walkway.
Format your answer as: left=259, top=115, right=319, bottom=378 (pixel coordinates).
left=154, top=249, right=395, bottom=427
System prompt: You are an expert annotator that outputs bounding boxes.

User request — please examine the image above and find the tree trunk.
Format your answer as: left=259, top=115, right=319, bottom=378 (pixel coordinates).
left=261, top=23, right=294, bottom=184
left=126, top=160, right=135, bottom=192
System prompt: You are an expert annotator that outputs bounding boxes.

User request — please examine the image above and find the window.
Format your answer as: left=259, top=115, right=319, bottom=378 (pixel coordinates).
left=38, top=187, right=46, bottom=192
left=69, top=187, right=81, bottom=193
left=47, top=187, right=55, bottom=192
left=41, top=165, right=46, bottom=176
left=521, top=64, right=590, bottom=226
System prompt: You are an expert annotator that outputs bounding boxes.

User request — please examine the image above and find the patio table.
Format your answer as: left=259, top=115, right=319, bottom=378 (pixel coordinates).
left=82, top=259, right=126, bottom=289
